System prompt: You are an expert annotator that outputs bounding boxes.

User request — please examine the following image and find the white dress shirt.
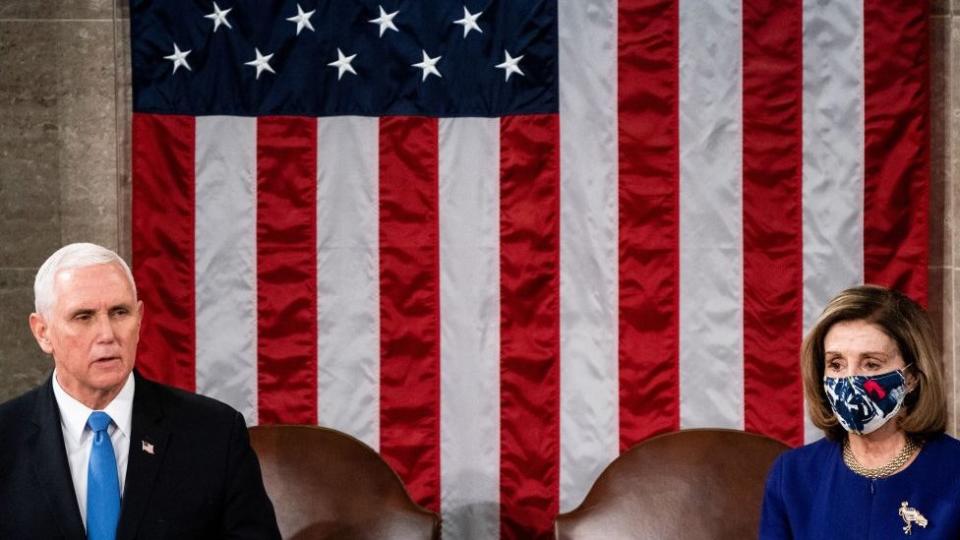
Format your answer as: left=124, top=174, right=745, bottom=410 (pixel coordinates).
left=52, top=370, right=134, bottom=529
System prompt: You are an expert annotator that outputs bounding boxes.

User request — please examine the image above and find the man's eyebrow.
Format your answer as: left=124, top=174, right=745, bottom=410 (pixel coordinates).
left=66, top=308, right=96, bottom=318
left=65, top=303, right=133, bottom=317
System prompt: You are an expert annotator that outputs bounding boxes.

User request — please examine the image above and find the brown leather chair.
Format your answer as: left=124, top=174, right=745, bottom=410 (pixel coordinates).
left=249, top=425, right=440, bottom=540
left=554, top=428, right=790, bottom=540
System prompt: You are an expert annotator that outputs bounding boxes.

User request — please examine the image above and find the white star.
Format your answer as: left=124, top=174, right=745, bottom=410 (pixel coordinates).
left=244, top=48, right=275, bottom=79
left=411, top=50, right=442, bottom=81
left=453, top=6, right=483, bottom=37
left=327, top=48, right=357, bottom=80
left=495, top=50, right=525, bottom=81
left=163, top=43, right=191, bottom=74
left=286, top=4, right=316, bottom=35
left=369, top=5, right=399, bottom=37
left=205, top=2, right=233, bottom=32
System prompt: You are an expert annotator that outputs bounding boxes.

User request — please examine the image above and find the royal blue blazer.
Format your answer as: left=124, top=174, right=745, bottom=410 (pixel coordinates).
left=761, top=432, right=960, bottom=539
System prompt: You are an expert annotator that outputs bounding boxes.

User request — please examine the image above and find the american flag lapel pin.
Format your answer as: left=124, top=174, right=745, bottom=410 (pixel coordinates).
left=141, top=440, right=155, bottom=455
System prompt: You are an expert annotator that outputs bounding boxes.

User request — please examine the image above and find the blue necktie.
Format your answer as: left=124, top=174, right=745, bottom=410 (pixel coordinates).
left=86, top=411, right=120, bottom=540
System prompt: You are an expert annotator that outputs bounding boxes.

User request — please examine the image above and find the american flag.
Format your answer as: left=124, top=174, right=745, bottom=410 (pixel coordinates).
left=129, top=0, right=929, bottom=538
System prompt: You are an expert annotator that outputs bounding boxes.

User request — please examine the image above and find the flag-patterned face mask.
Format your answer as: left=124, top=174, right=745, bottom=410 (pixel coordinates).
left=823, top=367, right=910, bottom=435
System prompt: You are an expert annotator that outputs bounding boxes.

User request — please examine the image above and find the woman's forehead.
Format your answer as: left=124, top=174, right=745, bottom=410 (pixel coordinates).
left=823, top=319, right=898, bottom=353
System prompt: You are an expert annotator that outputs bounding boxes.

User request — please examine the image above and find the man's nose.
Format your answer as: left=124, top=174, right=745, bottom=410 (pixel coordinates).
left=94, top=314, right=117, bottom=341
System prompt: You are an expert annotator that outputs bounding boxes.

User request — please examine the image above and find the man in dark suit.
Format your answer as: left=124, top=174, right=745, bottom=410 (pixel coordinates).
left=0, top=243, right=280, bottom=539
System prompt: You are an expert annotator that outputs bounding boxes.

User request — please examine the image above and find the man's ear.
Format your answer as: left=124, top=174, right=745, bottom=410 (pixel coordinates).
left=135, top=300, right=144, bottom=334
left=29, top=313, right=54, bottom=354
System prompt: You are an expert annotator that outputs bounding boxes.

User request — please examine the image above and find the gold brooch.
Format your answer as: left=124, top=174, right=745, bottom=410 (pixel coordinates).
left=899, top=501, right=928, bottom=535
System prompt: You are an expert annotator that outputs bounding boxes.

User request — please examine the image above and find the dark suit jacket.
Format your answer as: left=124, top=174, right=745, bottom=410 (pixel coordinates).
left=0, top=371, right=281, bottom=539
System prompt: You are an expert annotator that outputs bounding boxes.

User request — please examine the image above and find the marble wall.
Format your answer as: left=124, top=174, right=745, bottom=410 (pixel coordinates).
left=0, top=0, right=126, bottom=400
left=931, top=0, right=959, bottom=434
left=0, top=1, right=957, bottom=435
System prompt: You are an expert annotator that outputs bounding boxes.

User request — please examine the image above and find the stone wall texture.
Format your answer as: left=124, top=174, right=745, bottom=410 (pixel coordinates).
left=0, top=0, right=123, bottom=402
left=1, top=1, right=957, bottom=435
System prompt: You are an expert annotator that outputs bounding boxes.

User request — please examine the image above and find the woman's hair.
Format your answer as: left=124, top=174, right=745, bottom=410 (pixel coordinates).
left=802, top=285, right=947, bottom=441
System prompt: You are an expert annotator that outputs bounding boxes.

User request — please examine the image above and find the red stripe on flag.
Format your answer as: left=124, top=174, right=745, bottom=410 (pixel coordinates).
left=378, top=116, right=441, bottom=511
left=617, top=0, right=680, bottom=450
left=742, top=0, right=804, bottom=447
left=256, top=116, right=318, bottom=424
left=499, top=114, right=560, bottom=540
left=131, top=113, right=196, bottom=391
left=863, top=0, right=930, bottom=305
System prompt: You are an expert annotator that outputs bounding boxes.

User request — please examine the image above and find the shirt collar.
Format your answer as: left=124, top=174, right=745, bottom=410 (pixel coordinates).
left=52, top=370, right=135, bottom=444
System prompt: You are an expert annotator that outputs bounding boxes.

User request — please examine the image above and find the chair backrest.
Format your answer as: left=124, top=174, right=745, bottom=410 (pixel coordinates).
left=554, top=428, right=789, bottom=540
left=249, top=425, right=440, bottom=540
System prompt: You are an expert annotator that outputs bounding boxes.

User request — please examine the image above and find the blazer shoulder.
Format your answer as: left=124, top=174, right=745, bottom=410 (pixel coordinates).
left=0, top=381, right=52, bottom=477
left=930, top=432, right=960, bottom=451
left=921, top=432, right=960, bottom=470
left=137, top=375, right=242, bottom=426
left=773, top=437, right=838, bottom=477
left=0, top=382, right=47, bottom=429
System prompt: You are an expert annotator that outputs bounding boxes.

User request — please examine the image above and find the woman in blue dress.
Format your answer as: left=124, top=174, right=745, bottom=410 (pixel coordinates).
left=760, top=285, right=960, bottom=539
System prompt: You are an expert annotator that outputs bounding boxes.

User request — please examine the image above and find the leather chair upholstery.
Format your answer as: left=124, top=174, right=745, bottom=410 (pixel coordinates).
left=249, top=425, right=440, bottom=540
left=555, top=428, right=789, bottom=540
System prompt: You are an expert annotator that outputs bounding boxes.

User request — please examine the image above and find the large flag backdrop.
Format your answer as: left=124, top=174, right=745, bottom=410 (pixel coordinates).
left=129, top=0, right=929, bottom=537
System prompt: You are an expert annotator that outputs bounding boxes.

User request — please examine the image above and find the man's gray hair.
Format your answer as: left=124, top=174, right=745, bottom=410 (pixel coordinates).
left=34, top=243, right=137, bottom=316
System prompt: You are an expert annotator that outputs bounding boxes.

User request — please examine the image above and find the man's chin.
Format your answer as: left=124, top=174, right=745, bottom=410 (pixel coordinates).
left=88, top=360, right=132, bottom=387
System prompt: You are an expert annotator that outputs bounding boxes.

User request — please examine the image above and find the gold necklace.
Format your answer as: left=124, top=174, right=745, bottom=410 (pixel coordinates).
left=842, top=437, right=920, bottom=479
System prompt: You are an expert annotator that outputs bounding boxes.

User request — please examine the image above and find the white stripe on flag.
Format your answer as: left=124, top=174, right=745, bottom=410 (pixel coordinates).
left=439, top=117, right=501, bottom=540
left=801, top=0, right=865, bottom=443
left=678, top=0, right=744, bottom=429
left=316, top=116, right=381, bottom=449
left=194, top=115, right=258, bottom=425
left=558, top=0, right=619, bottom=513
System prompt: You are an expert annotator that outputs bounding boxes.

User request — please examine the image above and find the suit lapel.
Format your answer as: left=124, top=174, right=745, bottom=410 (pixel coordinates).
left=116, top=373, right=170, bottom=540
left=29, top=377, right=86, bottom=539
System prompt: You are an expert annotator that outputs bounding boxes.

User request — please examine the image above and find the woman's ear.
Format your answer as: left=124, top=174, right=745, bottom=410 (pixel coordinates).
left=904, top=367, right=920, bottom=393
